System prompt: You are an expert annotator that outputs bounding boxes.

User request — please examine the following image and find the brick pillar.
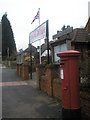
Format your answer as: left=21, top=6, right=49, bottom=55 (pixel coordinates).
left=22, top=64, right=29, bottom=80
left=53, top=78, right=62, bottom=100
left=36, top=67, right=39, bottom=89
left=22, top=64, right=24, bottom=79
left=36, top=65, right=46, bottom=89
left=16, top=64, right=19, bottom=74
left=19, top=65, right=21, bottom=76
left=16, top=64, right=17, bottom=73
left=46, top=64, right=59, bottom=96
left=20, top=64, right=22, bottom=77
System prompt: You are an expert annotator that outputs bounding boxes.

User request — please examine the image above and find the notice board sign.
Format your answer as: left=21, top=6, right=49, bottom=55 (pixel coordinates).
left=29, top=21, right=48, bottom=43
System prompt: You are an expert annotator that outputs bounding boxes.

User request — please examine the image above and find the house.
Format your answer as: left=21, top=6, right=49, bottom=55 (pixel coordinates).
left=51, top=24, right=90, bottom=63
left=40, top=41, right=53, bottom=63
left=23, top=44, right=37, bottom=62
left=17, top=44, right=37, bottom=64
left=85, top=17, right=90, bottom=33
left=17, top=49, right=24, bottom=64
left=85, top=17, right=90, bottom=57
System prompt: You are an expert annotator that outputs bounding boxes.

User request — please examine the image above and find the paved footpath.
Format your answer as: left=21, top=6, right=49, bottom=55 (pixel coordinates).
left=2, top=68, right=62, bottom=119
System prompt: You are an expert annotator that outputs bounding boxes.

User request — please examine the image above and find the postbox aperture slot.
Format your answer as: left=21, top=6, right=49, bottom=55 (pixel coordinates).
left=60, top=68, right=64, bottom=80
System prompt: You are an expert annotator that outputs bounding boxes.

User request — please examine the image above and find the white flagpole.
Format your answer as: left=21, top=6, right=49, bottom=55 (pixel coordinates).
left=39, top=8, right=40, bottom=25
left=39, top=8, right=41, bottom=64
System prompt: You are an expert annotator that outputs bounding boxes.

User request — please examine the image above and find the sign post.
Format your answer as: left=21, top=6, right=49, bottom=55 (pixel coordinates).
left=29, top=44, right=32, bottom=79
left=46, top=20, right=49, bottom=64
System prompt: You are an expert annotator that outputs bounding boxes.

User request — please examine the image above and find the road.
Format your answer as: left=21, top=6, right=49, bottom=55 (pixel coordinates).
left=2, top=68, right=62, bottom=119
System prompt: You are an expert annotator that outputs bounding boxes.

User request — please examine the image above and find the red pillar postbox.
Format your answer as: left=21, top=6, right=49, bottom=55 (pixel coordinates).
left=57, top=50, right=81, bottom=120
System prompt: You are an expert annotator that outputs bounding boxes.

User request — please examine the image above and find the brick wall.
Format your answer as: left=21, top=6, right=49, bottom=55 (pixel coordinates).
left=16, top=64, right=19, bottom=75
left=36, top=64, right=90, bottom=119
left=41, top=75, right=47, bottom=92
left=46, top=67, right=52, bottom=96
left=16, top=64, right=29, bottom=80
left=18, top=65, right=22, bottom=76
left=22, top=64, right=29, bottom=80
left=36, top=64, right=46, bottom=89
left=53, top=78, right=62, bottom=100
left=20, top=65, right=22, bottom=77
left=46, top=64, right=59, bottom=96
left=36, top=64, right=60, bottom=96
left=36, top=67, right=39, bottom=89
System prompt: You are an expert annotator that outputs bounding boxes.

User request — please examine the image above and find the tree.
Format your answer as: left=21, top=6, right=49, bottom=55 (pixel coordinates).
left=2, top=13, right=17, bottom=60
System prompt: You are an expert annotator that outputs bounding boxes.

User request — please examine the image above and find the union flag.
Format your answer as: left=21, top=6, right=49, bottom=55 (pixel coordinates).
left=31, top=9, right=40, bottom=24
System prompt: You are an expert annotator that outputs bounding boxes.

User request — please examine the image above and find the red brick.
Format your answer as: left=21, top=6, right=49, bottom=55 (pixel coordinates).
left=53, top=78, right=62, bottom=100
left=22, top=64, right=29, bottom=80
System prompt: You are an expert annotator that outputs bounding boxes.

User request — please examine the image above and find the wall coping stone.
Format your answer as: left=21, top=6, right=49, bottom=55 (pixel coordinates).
left=36, top=64, right=46, bottom=68
left=46, top=64, right=59, bottom=69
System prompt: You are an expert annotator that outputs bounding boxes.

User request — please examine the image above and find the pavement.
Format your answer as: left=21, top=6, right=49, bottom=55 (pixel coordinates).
left=2, top=67, right=62, bottom=119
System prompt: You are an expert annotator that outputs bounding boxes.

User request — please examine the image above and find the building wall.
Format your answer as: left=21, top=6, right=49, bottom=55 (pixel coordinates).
left=86, top=20, right=90, bottom=33
left=71, top=42, right=88, bottom=60
left=85, top=17, right=90, bottom=33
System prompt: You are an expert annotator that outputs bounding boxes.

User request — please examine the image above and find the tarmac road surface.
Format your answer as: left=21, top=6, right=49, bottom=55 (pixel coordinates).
left=2, top=68, right=62, bottom=119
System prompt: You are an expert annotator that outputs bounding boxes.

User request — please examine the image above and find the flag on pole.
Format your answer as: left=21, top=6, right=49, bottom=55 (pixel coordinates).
left=31, top=8, right=40, bottom=24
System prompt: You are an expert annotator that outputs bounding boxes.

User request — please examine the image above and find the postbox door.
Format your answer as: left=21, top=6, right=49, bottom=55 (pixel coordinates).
left=60, top=62, right=71, bottom=109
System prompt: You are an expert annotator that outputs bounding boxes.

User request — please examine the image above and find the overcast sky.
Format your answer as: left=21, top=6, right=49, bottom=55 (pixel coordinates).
left=0, top=0, right=90, bottom=51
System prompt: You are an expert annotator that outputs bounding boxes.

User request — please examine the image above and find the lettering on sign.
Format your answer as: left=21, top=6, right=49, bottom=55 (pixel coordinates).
left=30, top=21, right=46, bottom=43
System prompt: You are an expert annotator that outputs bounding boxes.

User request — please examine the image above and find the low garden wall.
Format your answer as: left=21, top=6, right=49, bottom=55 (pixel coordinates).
left=36, top=64, right=61, bottom=99
left=16, top=64, right=29, bottom=80
left=36, top=64, right=90, bottom=119
left=36, top=64, right=46, bottom=89
left=16, top=63, right=90, bottom=119
left=53, top=78, right=62, bottom=100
